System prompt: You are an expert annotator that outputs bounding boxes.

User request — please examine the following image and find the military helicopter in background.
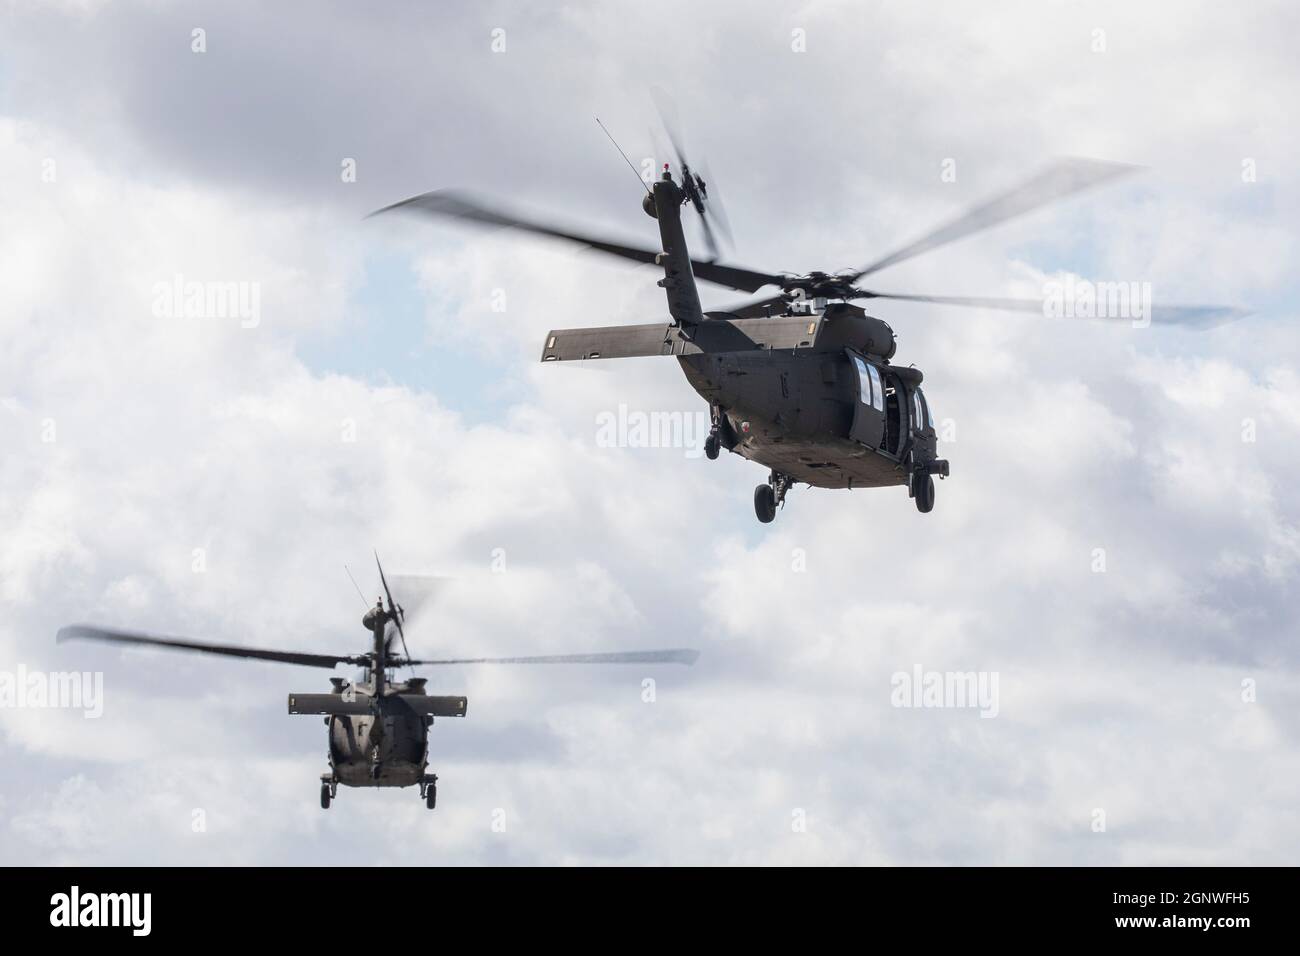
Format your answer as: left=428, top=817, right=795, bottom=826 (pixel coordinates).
left=58, top=555, right=698, bottom=810
left=372, top=92, right=1242, bottom=522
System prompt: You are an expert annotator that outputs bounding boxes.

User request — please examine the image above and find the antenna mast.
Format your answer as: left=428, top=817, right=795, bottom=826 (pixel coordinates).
left=596, top=117, right=652, bottom=195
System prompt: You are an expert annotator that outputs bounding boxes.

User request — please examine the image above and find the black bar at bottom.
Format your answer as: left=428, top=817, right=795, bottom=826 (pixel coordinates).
left=0, top=866, right=1285, bottom=940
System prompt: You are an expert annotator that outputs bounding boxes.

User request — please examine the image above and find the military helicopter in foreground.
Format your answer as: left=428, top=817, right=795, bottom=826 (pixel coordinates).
left=58, top=556, right=698, bottom=809
left=372, top=96, right=1242, bottom=523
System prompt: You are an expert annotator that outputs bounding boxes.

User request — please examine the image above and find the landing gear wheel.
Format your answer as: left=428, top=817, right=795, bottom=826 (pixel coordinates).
left=426, top=783, right=437, bottom=810
left=754, top=484, right=777, bottom=523
left=915, top=473, right=935, bottom=514
left=320, top=783, right=331, bottom=809
left=705, top=433, right=720, bottom=460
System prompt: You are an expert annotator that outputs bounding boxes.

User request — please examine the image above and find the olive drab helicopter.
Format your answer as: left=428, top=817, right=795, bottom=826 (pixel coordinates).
left=57, top=555, right=698, bottom=809
left=371, top=92, right=1242, bottom=523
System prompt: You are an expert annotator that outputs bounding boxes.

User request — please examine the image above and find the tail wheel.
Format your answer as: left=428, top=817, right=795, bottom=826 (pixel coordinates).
left=754, top=484, right=777, bottom=523
left=320, top=783, right=331, bottom=809
left=914, top=474, right=935, bottom=514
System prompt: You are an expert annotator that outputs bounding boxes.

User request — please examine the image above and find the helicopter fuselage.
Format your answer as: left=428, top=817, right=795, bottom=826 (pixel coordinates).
left=679, top=303, right=941, bottom=490
left=542, top=302, right=947, bottom=494
left=324, top=678, right=434, bottom=788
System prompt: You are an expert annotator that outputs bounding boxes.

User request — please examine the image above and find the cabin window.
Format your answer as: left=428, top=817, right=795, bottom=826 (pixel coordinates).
left=852, top=355, right=886, bottom=413
left=866, top=364, right=884, bottom=412
left=913, top=388, right=934, bottom=430
left=853, top=355, right=872, bottom=407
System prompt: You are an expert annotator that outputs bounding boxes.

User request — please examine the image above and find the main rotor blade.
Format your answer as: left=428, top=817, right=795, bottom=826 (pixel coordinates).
left=854, top=290, right=1247, bottom=328
left=696, top=258, right=778, bottom=293
left=369, top=190, right=781, bottom=293
left=713, top=293, right=789, bottom=319
left=402, top=648, right=700, bottom=666
left=58, top=625, right=366, bottom=668
left=849, top=158, right=1140, bottom=282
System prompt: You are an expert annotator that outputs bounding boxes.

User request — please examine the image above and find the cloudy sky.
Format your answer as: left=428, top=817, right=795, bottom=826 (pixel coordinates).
left=2, top=0, right=1298, bottom=865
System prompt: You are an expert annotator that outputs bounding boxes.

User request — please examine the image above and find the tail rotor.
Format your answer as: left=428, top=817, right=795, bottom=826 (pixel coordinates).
left=651, top=85, right=732, bottom=261
left=374, top=551, right=410, bottom=666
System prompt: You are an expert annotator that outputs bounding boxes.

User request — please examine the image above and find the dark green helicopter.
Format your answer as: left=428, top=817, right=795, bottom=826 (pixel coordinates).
left=373, top=98, right=1241, bottom=522
left=58, top=556, right=698, bottom=809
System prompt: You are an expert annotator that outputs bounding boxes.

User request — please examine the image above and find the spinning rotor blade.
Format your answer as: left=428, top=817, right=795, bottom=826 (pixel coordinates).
left=387, top=573, right=451, bottom=623
left=715, top=287, right=1244, bottom=329
left=57, top=625, right=366, bottom=668
left=849, top=158, right=1140, bottom=282
left=693, top=257, right=777, bottom=293
left=651, top=85, right=733, bottom=260
left=714, top=292, right=790, bottom=319
left=696, top=160, right=735, bottom=249
left=369, top=190, right=779, bottom=293
left=853, top=290, right=1248, bottom=328
left=650, top=86, right=688, bottom=174
left=696, top=200, right=724, bottom=261
left=690, top=176, right=732, bottom=263
left=374, top=551, right=410, bottom=663
left=402, top=648, right=700, bottom=666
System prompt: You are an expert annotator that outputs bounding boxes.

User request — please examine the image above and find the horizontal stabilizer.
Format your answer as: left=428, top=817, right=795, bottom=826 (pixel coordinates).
left=540, top=315, right=823, bottom=362
left=399, top=695, right=469, bottom=717
left=286, top=693, right=468, bottom=717
left=287, top=693, right=371, bottom=715
left=541, top=322, right=677, bottom=361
